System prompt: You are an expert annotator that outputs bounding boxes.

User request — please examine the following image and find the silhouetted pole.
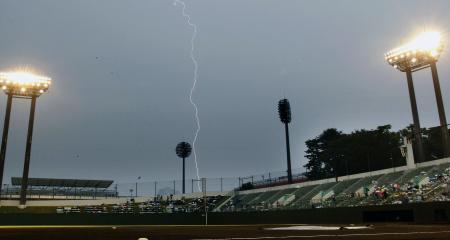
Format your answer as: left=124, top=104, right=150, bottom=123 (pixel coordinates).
left=176, top=141, right=192, bottom=194
left=430, top=61, right=450, bottom=157
left=278, top=99, right=292, bottom=184
left=20, top=96, right=37, bottom=205
left=182, top=157, right=185, bottom=193
left=405, top=68, right=425, bottom=163
left=284, top=123, right=292, bottom=182
left=0, top=93, right=13, bottom=198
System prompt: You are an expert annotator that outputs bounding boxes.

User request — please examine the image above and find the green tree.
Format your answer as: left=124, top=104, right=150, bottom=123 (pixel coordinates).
left=304, top=125, right=405, bottom=180
left=304, top=128, right=343, bottom=180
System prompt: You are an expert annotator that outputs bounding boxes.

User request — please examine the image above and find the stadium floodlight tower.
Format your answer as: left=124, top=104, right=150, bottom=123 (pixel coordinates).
left=0, top=71, right=51, bottom=206
left=385, top=31, right=450, bottom=160
left=278, top=99, right=293, bottom=184
left=176, top=141, right=192, bottom=194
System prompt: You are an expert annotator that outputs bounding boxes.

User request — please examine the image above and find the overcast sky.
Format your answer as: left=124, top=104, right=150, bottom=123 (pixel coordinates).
left=0, top=0, right=449, bottom=186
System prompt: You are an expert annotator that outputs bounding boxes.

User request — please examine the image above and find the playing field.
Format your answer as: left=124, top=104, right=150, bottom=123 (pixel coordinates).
left=0, top=224, right=449, bottom=240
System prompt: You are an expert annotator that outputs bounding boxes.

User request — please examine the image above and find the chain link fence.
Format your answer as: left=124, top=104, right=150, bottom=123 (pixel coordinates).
left=114, top=177, right=240, bottom=197
left=112, top=167, right=307, bottom=197
left=0, top=167, right=307, bottom=199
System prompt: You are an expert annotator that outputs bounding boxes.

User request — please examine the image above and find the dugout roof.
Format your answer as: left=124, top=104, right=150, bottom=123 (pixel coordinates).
left=11, top=177, right=113, bottom=188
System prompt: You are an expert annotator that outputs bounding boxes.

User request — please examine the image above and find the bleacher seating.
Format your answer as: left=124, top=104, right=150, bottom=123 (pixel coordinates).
left=55, top=195, right=227, bottom=214
left=218, top=162, right=450, bottom=212
left=266, top=188, right=297, bottom=206
left=53, top=161, right=450, bottom=214
left=84, top=205, right=108, bottom=213
left=56, top=206, right=81, bottom=213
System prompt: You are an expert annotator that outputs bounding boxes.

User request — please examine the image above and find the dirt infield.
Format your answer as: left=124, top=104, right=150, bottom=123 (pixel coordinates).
left=0, top=224, right=449, bottom=240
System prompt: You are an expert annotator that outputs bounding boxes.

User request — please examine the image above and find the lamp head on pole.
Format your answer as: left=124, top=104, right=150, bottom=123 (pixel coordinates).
left=278, top=99, right=292, bottom=124
left=0, top=71, right=51, bottom=97
left=385, top=31, right=444, bottom=72
left=176, top=142, right=192, bottom=159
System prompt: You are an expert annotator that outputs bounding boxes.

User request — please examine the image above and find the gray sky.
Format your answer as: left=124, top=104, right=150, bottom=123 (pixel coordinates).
left=0, top=0, right=449, bottom=184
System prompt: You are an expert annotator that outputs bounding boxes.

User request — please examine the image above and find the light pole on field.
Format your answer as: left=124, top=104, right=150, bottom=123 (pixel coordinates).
left=278, top=99, right=293, bottom=184
left=176, top=141, right=192, bottom=194
left=0, top=71, right=51, bottom=206
left=385, top=31, right=449, bottom=161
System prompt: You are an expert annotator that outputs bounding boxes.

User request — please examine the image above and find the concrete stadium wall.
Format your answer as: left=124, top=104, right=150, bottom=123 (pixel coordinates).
left=0, top=202, right=448, bottom=225
left=193, top=202, right=450, bottom=224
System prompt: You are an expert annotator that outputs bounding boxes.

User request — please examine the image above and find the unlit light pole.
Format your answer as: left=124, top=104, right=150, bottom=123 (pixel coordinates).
left=176, top=141, right=192, bottom=194
left=278, top=99, right=293, bottom=184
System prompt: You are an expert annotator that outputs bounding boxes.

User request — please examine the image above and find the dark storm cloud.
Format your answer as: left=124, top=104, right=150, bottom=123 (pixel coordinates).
left=0, top=0, right=449, bottom=183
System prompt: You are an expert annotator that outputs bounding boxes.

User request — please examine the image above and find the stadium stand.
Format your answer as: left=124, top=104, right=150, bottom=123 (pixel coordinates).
left=3, top=178, right=116, bottom=199
left=54, top=195, right=227, bottom=214
left=13, top=158, right=448, bottom=216
left=218, top=159, right=450, bottom=212
left=43, top=160, right=442, bottom=213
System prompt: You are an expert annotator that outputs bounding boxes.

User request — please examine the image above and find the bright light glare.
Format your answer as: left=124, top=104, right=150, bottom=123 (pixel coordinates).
left=385, top=31, right=445, bottom=72
left=0, top=71, right=51, bottom=96
left=0, top=71, right=51, bottom=85
left=413, top=31, right=442, bottom=51
left=386, top=31, right=443, bottom=57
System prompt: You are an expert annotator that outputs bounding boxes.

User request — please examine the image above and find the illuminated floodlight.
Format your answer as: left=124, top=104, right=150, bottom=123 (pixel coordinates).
left=385, top=31, right=444, bottom=72
left=0, top=70, right=52, bottom=206
left=0, top=71, right=51, bottom=97
left=384, top=29, right=450, bottom=162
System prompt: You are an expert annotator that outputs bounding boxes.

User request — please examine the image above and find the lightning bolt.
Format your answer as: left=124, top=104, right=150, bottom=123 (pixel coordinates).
left=174, top=0, right=201, bottom=191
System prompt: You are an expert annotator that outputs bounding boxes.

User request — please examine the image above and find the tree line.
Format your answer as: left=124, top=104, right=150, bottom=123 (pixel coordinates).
left=304, top=124, right=448, bottom=180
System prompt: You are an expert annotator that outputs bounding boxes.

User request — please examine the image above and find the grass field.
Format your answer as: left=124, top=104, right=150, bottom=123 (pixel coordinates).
left=0, top=224, right=449, bottom=240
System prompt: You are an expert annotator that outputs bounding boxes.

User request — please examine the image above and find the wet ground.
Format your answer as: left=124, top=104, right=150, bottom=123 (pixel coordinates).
left=0, top=224, right=449, bottom=240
